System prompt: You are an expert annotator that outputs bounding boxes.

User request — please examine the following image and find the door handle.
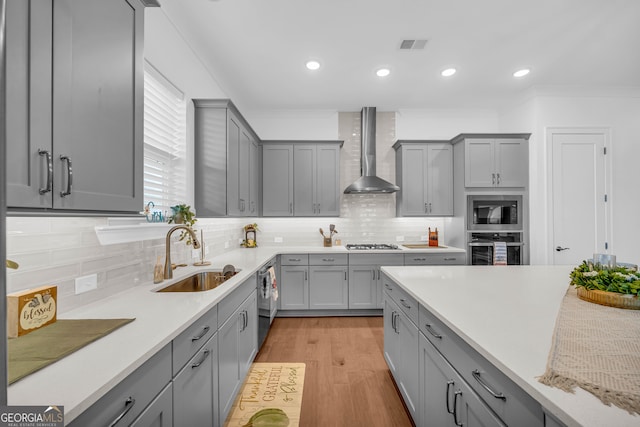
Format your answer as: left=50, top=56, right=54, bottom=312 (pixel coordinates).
left=496, top=173, right=501, bottom=185
left=453, top=390, right=463, bottom=426
left=555, top=246, right=570, bottom=252
left=492, top=173, right=496, bottom=185
left=446, top=380, right=455, bottom=414
left=38, top=149, right=53, bottom=194
left=60, top=155, right=73, bottom=197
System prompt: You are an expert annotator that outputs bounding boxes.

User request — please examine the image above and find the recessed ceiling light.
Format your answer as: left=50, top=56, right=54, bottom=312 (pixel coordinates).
left=376, top=68, right=391, bottom=77
left=441, top=68, right=457, bottom=77
left=513, top=69, right=530, bottom=78
left=306, top=60, right=321, bottom=70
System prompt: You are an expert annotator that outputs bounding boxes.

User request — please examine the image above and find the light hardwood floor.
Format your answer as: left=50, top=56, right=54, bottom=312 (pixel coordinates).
left=255, top=316, right=414, bottom=426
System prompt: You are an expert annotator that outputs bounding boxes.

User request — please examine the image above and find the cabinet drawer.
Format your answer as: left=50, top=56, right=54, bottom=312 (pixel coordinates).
left=218, top=274, right=256, bottom=326
left=309, top=254, right=348, bottom=265
left=418, top=305, right=543, bottom=427
left=349, top=253, right=404, bottom=266
left=172, top=305, right=217, bottom=376
left=280, top=254, right=309, bottom=265
left=404, top=253, right=465, bottom=265
left=382, top=275, right=418, bottom=326
left=68, top=344, right=171, bottom=427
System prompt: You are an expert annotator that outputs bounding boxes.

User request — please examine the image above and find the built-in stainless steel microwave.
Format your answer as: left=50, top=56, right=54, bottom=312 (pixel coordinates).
left=467, top=195, right=523, bottom=231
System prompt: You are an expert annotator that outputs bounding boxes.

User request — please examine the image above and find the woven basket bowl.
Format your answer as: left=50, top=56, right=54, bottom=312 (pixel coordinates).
left=577, top=287, right=640, bottom=310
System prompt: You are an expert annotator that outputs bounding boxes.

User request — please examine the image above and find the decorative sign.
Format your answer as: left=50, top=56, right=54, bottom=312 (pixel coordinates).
left=225, top=363, right=305, bottom=427
left=7, top=285, right=57, bottom=338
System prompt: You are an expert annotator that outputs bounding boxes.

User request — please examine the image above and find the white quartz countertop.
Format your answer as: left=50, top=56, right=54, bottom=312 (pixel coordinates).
left=7, top=244, right=465, bottom=423
left=380, top=265, right=639, bottom=427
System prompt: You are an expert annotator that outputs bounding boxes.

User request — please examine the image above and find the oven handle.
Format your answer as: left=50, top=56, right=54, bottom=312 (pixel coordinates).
left=468, top=242, right=524, bottom=247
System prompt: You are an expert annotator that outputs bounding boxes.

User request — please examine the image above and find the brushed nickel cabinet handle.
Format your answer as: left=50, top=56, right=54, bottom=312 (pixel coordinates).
left=322, top=258, right=334, bottom=262
left=400, top=299, right=411, bottom=309
left=38, top=149, right=53, bottom=194
left=372, top=270, right=376, bottom=280
left=492, top=173, right=496, bottom=185
left=425, top=323, right=443, bottom=339
left=191, top=349, right=211, bottom=369
left=424, top=202, right=428, bottom=213
left=60, top=155, right=72, bottom=197
left=191, top=325, right=210, bottom=341
left=446, top=380, right=455, bottom=414
left=496, top=173, right=501, bottom=185
left=289, top=202, right=292, bottom=214
left=444, top=257, right=457, bottom=261
left=414, top=258, right=427, bottom=261
left=429, top=202, right=432, bottom=213
left=317, top=203, right=320, bottom=214
left=289, top=258, right=301, bottom=262
left=384, top=283, right=392, bottom=291
left=108, top=396, right=135, bottom=427
left=472, top=369, right=506, bottom=400
left=453, top=390, right=463, bottom=426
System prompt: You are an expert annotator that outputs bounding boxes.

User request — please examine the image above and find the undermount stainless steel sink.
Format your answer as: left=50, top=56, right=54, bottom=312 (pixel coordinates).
left=156, top=270, right=239, bottom=293
left=402, top=243, right=448, bottom=249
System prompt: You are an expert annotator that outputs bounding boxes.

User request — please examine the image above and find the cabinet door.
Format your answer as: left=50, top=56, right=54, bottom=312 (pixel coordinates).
left=218, top=312, right=241, bottom=425
left=399, top=145, right=428, bottom=215
left=279, top=266, right=309, bottom=309
left=421, top=335, right=505, bottom=427
left=238, top=129, right=251, bottom=215
left=397, top=310, right=419, bottom=422
left=309, top=266, right=348, bottom=309
left=293, top=144, right=316, bottom=216
left=383, top=297, right=400, bottom=377
left=226, top=112, right=242, bottom=216
left=173, top=336, right=216, bottom=427
left=5, top=0, right=53, bottom=209
left=465, top=139, right=495, bottom=187
left=130, top=383, right=173, bottom=427
left=52, top=0, right=143, bottom=212
left=348, top=265, right=377, bottom=309
left=315, top=144, right=340, bottom=216
left=426, top=144, right=453, bottom=216
left=262, top=144, right=294, bottom=216
left=494, top=138, right=527, bottom=187
left=238, top=292, right=258, bottom=379
left=249, top=138, right=259, bottom=215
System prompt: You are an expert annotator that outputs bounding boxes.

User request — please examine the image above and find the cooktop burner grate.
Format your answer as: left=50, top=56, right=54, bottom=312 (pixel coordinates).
left=345, top=243, right=400, bottom=250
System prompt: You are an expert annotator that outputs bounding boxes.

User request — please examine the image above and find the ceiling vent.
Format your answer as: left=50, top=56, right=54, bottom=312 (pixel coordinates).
left=400, top=39, right=428, bottom=50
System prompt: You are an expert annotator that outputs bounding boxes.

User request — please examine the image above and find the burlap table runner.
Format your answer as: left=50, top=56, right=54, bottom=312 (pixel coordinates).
left=539, top=287, right=640, bottom=414
left=8, top=318, right=134, bottom=384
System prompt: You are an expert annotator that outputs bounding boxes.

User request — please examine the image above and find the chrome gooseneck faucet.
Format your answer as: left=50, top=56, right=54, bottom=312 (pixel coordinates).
left=164, top=225, right=201, bottom=280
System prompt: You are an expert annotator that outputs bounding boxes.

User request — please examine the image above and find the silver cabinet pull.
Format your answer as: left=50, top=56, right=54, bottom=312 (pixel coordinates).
left=492, top=173, right=496, bottom=185
left=304, top=270, right=307, bottom=281
left=344, top=271, right=347, bottom=280
left=446, top=380, right=455, bottom=414
left=244, top=310, right=248, bottom=330
left=414, top=258, right=426, bottom=261
left=472, top=369, right=506, bottom=400
left=191, top=349, right=211, bottom=369
left=289, top=202, right=292, bottom=214
left=453, top=390, right=463, bottom=426
left=384, top=283, right=392, bottom=291
left=289, top=258, right=301, bottom=262
left=59, top=155, right=73, bottom=197
left=251, top=200, right=255, bottom=213
left=38, top=149, right=53, bottom=194
left=400, top=299, right=411, bottom=309
left=424, top=202, right=428, bottom=213
left=108, top=396, right=135, bottom=427
left=496, top=173, right=501, bottom=185
left=317, top=204, right=320, bottom=214
left=555, top=246, right=570, bottom=252
left=191, top=325, right=210, bottom=342
left=372, top=270, right=376, bottom=280
left=377, top=270, right=381, bottom=280
left=322, top=258, right=334, bottom=262
left=429, top=202, right=432, bottom=213
left=391, top=310, right=396, bottom=332
left=444, top=257, right=457, bottom=261
left=425, top=323, right=442, bottom=339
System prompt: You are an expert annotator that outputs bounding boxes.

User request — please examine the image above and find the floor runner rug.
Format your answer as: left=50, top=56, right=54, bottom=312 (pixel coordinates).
left=225, top=362, right=306, bottom=427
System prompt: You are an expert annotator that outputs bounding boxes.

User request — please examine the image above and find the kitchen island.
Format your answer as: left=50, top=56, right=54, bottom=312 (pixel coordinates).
left=380, top=265, right=638, bottom=427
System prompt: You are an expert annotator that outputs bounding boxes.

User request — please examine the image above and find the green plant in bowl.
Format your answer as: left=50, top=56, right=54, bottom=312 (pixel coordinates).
left=570, top=260, right=640, bottom=295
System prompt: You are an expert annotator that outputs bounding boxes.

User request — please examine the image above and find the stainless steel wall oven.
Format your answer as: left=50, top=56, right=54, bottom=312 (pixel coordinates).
left=468, top=232, right=523, bottom=265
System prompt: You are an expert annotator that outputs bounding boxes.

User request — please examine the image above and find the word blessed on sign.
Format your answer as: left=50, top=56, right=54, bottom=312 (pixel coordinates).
left=225, top=363, right=305, bottom=427
left=7, top=285, right=58, bottom=338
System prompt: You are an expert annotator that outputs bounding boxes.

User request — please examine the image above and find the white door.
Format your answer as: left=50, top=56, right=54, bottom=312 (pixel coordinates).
left=550, top=130, right=608, bottom=265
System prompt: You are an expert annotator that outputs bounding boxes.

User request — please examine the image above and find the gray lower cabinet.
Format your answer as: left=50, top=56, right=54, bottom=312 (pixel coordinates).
left=218, top=290, right=258, bottom=426
left=130, top=383, right=173, bottom=427
left=279, top=265, right=309, bottom=310
left=394, top=141, right=453, bottom=217
left=349, top=254, right=404, bottom=309
left=6, top=0, right=145, bottom=213
left=308, top=265, right=348, bottom=309
left=420, top=334, right=505, bottom=427
left=68, top=344, right=172, bottom=427
left=262, top=143, right=294, bottom=216
left=173, top=334, right=218, bottom=427
left=194, top=99, right=261, bottom=217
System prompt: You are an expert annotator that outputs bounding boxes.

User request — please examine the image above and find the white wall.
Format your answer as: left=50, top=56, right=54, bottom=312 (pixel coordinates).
left=500, top=92, right=640, bottom=264
left=245, top=109, right=338, bottom=140
left=396, top=108, right=500, bottom=139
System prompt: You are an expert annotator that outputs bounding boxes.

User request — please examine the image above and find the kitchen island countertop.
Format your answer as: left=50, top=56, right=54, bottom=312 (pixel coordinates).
left=7, top=244, right=464, bottom=423
left=380, top=265, right=638, bottom=427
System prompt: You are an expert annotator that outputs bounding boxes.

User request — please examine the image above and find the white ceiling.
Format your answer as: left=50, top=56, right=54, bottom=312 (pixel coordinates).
left=159, top=0, right=640, bottom=111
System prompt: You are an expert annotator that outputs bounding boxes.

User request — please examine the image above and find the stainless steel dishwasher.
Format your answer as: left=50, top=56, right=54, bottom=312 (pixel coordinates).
left=257, top=258, right=276, bottom=348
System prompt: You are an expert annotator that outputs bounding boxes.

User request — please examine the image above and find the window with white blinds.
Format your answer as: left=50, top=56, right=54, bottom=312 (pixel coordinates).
left=143, top=63, right=187, bottom=215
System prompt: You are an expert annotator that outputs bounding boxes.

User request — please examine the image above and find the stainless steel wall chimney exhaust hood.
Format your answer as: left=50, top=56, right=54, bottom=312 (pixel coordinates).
left=343, top=107, right=400, bottom=194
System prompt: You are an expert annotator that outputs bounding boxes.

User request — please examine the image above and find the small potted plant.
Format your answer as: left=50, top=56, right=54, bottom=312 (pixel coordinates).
left=570, top=260, right=640, bottom=309
left=168, top=203, right=197, bottom=244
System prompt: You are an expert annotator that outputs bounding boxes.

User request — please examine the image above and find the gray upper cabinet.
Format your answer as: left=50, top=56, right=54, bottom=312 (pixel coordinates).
left=264, top=141, right=342, bottom=217
left=194, top=99, right=261, bottom=217
left=450, top=134, right=530, bottom=188
left=394, top=141, right=453, bottom=216
left=262, top=143, right=294, bottom=216
left=6, top=0, right=145, bottom=213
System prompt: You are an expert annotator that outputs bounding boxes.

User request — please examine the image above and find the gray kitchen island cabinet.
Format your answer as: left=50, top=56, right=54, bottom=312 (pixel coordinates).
left=348, top=254, right=404, bottom=309
left=130, top=383, right=173, bottom=427
left=262, top=143, right=294, bottom=216
left=450, top=134, right=530, bottom=188
left=293, top=142, right=342, bottom=216
left=394, top=141, right=453, bottom=216
left=194, top=99, right=261, bottom=217
left=6, top=0, right=147, bottom=213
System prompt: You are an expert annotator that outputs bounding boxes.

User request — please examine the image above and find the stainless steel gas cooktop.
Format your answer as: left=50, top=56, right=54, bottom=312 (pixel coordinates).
left=345, top=243, right=400, bottom=250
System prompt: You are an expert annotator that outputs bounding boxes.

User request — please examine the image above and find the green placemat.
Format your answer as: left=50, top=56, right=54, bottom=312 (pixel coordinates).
left=8, top=318, right=135, bottom=385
